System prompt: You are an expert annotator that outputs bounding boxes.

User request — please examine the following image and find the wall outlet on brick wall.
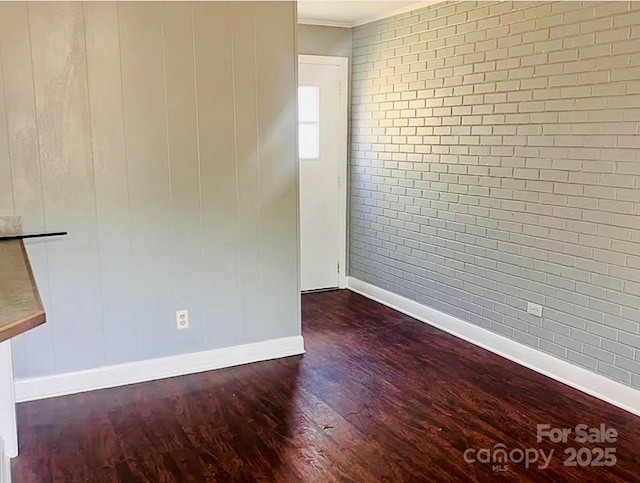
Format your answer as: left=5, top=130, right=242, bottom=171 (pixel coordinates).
left=527, top=303, right=543, bottom=318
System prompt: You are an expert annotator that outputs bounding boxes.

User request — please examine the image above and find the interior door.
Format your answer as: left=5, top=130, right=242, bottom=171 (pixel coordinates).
left=298, top=59, right=342, bottom=291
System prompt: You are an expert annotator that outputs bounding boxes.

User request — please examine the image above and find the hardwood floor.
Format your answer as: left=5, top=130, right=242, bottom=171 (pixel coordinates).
left=11, top=290, right=640, bottom=482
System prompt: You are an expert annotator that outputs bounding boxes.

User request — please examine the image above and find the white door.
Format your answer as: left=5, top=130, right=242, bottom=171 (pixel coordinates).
left=298, top=56, right=347, bottom=292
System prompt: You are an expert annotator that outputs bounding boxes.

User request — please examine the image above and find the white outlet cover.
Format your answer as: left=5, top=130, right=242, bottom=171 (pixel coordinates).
left=176, top=309, right=189, bottom=330
left=527, top=302, right=543, bottom=318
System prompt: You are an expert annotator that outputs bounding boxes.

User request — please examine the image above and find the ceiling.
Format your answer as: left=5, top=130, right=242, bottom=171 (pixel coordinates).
left=297, top=1, right=431, bottom=28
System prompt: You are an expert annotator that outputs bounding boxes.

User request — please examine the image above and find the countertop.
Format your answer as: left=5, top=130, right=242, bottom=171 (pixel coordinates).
left=0, top=240, right=45, bottom=343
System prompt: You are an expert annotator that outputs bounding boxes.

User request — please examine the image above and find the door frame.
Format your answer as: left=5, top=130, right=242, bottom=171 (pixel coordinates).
left=298, top=54, right=348, bottom=289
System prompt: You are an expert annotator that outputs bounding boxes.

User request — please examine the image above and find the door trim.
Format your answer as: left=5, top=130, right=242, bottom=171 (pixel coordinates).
left=298, top=54, right=348, bottom=289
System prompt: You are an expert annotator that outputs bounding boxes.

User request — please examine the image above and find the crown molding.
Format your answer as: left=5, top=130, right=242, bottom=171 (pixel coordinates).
left=298, top=18, right=353, bottom=28
left=352, top=1, right=442, bottom=27
left=298, top=1, right=444, bottom=29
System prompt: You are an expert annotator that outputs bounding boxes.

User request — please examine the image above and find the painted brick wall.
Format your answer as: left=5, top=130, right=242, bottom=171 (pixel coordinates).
left=350, top=1, right=640, bottom=389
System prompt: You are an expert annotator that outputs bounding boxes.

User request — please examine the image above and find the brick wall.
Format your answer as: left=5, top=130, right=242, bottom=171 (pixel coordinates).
left=350, top=1, right=640, bottom=388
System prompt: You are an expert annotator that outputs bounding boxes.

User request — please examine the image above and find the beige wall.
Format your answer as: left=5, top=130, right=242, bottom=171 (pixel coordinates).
left=298, top=24, right=352, bottom=58
left=0, top=1, right=300, bottom=378
left=351, top=1, right=640, bottom=389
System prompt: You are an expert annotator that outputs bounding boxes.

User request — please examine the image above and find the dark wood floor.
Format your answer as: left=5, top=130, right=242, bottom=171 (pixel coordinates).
left=11, top=290, right=640, bottom=482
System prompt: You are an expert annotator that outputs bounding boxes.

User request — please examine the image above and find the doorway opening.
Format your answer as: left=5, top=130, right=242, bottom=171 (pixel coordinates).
left=298, top=55, right=348, bottom=293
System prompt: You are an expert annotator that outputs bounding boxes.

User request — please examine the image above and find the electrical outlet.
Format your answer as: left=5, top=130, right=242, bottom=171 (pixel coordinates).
left=527, top=302, right=543, bottom=318
left=176, top=309, right=189, bottom=330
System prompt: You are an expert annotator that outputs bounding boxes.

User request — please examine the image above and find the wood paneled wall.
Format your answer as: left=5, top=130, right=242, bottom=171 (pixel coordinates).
left=0, top=1, right=300, bottom=378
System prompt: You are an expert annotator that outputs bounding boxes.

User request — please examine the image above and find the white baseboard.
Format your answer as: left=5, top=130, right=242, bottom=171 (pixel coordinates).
left=15, top=336, right=305, bottom=403
left=347, top=277, right=640, bottom=417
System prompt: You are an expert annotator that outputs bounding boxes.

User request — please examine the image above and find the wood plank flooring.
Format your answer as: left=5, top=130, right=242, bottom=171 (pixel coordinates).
left=11, top=290, right=640, bottom=482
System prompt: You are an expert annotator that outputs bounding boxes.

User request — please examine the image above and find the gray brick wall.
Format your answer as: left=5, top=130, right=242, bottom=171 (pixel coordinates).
left=350, top=1, right=640, bottom=389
